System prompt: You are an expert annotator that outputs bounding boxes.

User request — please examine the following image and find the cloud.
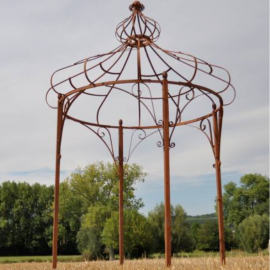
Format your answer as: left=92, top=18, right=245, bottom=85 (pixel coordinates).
left=0, top=0, right=268, bottom=214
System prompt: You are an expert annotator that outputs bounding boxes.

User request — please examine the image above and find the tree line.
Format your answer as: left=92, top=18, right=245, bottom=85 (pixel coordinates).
left=0, top=162, right=268, bottom=258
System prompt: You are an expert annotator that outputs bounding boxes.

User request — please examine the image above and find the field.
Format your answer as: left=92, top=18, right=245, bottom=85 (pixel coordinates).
left=0, top=256, right=268, bottom=270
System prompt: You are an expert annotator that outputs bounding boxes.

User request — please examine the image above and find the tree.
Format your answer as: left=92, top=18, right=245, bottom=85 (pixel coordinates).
left=222, top=174, right=269, bottom=227
left=190, top=222, right=201, bottom=246
left=101, top=210, right=153, bottom=259
left=237, top=214, right=269, bottom=253
left=77, top=204, right=110, bottom=259
left=196, top=220, right=236, bottom=251
left=0, top=181, right=53, bottom=255
left=74, top=162, right=147, bottom=257
left=148, top=203, right=195, bottom=254
left=196, top=220, right=219, bottom=251
left=147, top=203, right=165, bottom=253
left=172, top=205, right=195, bottom=253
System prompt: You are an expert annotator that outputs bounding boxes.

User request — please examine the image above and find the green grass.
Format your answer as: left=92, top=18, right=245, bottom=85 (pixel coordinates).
left=0, top=255, right=82, bottom=264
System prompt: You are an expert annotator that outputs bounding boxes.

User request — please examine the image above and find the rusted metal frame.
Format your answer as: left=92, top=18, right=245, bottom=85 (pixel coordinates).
left=96, top=46, right=133, bottom=124
left=49, top=44, right=126, bottom=95
left=75, top=44, right=126, bottom=65
left=212, top=105, right=226, bottom=264
left=52, top=95, right=65, bottom=269
left=175, top=86, right=195, bottom=123
left=141, top=68, right=171, bottom=78
left=79, top=123, right=116, bottom=163
left=142, top=46, right=166, bottom=145
left=109, top=82, right=194, bottom=101
left=149, top=44, right=189, bottom=82
left=126, top=128, right=159, bottom=162
left=169, top=86, right=195, bottom=144
left=188, top=106, right=222, bottom=157
left=162, top=72, right=172, bottom=267
left=130, top=11, right=137, bottom=38
left=112, top=84, right=158, bottom=125
left=63, top=79, right=223, bottom=105
left=116, top=16, right=133, bottom=41
left=47, top=45, right=126, bottom=108
left=79, top=43, right=128, bottom=88
left=160, top=47, right=198, bottom=84
left=138, top=13, right=147, bottom=36
left=153, top=43, right=236, bottom=101
left=118, top=120, right=124, bottom=265
left=140, top=14, right=161, bottom=40
left=137, top=40, right=142, bottom=126
left=66, top=108, right=215, bottom=131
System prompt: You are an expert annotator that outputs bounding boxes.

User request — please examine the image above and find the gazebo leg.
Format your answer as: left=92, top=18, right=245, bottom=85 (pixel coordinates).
left=52, top=95, right=64, bottom=269
left=118, top=120, right=124, bottom=265
left=162, top=72, right=172, bottom=268
left=212, top=106, right=226, bottom=264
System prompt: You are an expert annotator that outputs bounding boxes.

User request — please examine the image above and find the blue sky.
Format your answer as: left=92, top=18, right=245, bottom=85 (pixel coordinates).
left=0, top=0, right=268, bottom=216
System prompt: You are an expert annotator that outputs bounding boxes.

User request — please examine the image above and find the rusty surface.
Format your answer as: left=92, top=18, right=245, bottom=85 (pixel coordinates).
left=47, top=1, right=235, bottom=268
left=162, top=72, right=171, bottom=267
left=118, top=120, right=124, bottom=265
left=52, top=95, right=64, bottom=269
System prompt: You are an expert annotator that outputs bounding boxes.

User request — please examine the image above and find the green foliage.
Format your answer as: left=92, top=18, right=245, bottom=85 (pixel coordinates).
left=196, top=221, right=219, bottom=251
left=0, top=181, right=54, bottom=255
left=76, top=205, right=110, bottom=259
left=147, top=203, right=165, bottom=253
left=222, top=174, right=269, bottom=227
left=75, top=162, right=147, bottom=258
left=148, top=203, right=195, bottom=254
left=172, top=205, right=195, bottom=253
left=102, top=210, right=153, bottom=258
left=195, top=220, right=237, bottom=251
left=237, top=214, right=269, bottom=253
left=1, top=171, right=268, bottom=258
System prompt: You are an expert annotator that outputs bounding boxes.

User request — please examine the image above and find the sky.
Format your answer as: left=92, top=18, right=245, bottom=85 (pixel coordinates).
left=0, top=0, right=269, bottom=216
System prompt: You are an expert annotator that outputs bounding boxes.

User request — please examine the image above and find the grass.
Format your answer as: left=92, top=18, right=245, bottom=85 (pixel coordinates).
left=0, top=250, right=268, bottom=265
left=153, top=249, right=269, bottom=258
left=0, top=256, right=268, bottom=270
left=0, top=255, right=81, bottom=264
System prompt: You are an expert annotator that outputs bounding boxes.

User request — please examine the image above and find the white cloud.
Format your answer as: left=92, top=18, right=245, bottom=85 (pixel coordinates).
left=0, top=1, right=268, bottom=215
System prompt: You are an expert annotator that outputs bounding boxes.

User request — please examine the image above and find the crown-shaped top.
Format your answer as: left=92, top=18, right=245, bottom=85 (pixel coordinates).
left=116, top=1, right=160, bottom=47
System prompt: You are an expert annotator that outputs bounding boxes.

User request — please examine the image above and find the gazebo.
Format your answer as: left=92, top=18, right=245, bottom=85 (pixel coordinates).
left=47, top=1, right=235, bottom=268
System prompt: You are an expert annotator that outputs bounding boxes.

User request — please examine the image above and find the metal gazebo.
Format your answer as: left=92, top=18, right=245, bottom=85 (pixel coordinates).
left=47, top=1, right=235, bottom=268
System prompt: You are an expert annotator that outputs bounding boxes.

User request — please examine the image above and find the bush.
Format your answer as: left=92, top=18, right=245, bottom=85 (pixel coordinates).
left=82, top=249, right=95, bottom=261
left=237, top=214, right=269, bottom=253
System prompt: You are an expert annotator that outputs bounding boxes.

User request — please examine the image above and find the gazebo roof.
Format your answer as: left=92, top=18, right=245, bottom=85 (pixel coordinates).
left=47, top=1, right=235, bottom=130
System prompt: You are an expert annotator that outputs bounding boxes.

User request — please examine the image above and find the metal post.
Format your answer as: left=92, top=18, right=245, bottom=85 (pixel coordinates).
left=162, top=72, right=171, bottom=267
left=118, top=119, right=124, bottom=265
left=52, top=94, right=63, bottom=269
left=212, top=104, right=226, bottom=264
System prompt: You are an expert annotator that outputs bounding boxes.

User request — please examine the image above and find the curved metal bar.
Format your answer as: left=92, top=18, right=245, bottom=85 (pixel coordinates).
left=80, top=123, right=116, bottom=161
left=96, top=45, right=133, bottom=124
left=126, top=128, right=159, bottom=162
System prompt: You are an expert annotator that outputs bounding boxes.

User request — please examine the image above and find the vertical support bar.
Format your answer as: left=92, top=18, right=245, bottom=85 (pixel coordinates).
left=212, top=104, right=226, bottom=264
left=52, top=94, right=63, bottom=269
left=162, top=72, right=171, bottom=268
left=118, top=119, right=124, bottom=265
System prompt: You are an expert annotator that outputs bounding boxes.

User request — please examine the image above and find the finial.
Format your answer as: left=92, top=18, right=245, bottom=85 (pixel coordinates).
left=119, top=119, right=123, bottom=126
left=129, top=1, right=145, bottom=12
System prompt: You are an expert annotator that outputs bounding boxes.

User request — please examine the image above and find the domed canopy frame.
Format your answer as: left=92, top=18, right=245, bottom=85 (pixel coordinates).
left=47, top=2, right=235, bottom=268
